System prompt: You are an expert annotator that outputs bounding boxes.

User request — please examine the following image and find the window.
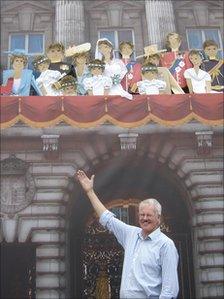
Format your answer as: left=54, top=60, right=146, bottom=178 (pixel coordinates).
left=110, top=206, right=129, bottom=223
left=98, top=29, right=135, bottom=58
left=186, top=28, right=223, bottom=58
left=9, top=33, right=44, bottom=68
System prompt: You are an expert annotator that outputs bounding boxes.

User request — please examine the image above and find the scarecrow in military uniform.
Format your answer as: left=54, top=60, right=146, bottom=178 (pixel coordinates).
left=202, top=40, right=224, bottom=92
left=119, top=41, right=141, bottom=93
left=46, top=42, right=74, bottom=76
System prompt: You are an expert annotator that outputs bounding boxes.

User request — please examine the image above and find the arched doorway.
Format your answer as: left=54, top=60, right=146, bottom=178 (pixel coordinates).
left=70, top=154, right=195, bottom=298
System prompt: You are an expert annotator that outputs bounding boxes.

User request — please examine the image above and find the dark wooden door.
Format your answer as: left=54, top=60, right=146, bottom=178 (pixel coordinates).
left=0, top=243, right=36, bottom=299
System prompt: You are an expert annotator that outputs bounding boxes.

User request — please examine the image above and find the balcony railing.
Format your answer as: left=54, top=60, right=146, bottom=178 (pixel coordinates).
left=0, top=94, right=223, bottom=130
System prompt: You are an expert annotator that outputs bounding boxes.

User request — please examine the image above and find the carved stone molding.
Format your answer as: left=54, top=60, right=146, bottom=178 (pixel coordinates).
left=0, top=155, right=35, bottom=216
left=195, top=131, right=213, bottom=156
left=118, top=133, right=138, bottom=150
left=41, top=134, right=60, bottom=159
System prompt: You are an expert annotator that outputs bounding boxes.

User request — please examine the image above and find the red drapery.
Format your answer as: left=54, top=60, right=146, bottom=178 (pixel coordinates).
left=0, top=94, right=223, bottom=129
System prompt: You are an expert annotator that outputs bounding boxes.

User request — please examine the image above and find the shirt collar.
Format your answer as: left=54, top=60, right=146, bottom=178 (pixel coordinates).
left=138, top=227, right=161, bottom=240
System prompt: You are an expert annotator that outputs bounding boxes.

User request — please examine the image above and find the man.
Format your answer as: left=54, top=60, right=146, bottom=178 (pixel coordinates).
left=76, top=170, right=179, bottom=299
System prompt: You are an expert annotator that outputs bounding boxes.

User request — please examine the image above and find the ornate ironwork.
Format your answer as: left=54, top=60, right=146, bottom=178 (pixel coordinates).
left=81, top=218, right=123, bottom=299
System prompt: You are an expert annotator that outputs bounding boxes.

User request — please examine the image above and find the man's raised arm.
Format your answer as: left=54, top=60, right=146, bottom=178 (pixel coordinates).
left=75, top=170, right=107, bottom=217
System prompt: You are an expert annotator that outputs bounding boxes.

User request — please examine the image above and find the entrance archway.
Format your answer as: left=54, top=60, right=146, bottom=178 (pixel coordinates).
left=70, top=154, right=195, bottom=298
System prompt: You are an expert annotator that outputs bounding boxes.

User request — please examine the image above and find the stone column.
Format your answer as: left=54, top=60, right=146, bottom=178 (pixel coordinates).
left=145, top=0, right=176, bottom=47
left=55, top=0, right=85, bottom=47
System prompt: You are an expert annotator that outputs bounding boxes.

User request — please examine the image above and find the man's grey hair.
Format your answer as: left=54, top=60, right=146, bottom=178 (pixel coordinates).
left=139, top=198, right=162, bottom=216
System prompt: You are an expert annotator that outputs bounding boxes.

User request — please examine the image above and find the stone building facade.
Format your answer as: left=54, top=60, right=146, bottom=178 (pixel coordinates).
left=1, top=0, right=223, bottom=67
left=0, top=1, right=223, bottom=299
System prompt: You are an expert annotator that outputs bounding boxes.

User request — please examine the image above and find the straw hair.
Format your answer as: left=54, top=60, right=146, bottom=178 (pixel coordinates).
left=10, top=54, right=28, bottom=66
left=47, top=42, right=65, bottom=53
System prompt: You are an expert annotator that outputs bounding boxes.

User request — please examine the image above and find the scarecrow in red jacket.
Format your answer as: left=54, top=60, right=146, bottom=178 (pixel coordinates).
left=160, top=32, right=192, bottom=92
left=119, top=41, right=142, bottom=93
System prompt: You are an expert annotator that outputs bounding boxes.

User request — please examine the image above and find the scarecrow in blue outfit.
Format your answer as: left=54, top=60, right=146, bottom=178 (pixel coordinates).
left=2, top=49, right=42, bottom=96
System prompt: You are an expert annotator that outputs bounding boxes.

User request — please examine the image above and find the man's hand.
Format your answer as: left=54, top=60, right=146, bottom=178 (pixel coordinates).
left=76, top=170, right=95, bottom=193
left=75, top=170, right=106, bottom=217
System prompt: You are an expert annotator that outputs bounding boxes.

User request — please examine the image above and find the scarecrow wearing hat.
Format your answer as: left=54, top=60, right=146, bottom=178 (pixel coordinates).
left=32, top=55, right=63, bottom=96
left=2, top=49, right=42, bottom=96
left=55, top=75, right=77, bottom=96
left=201, top=40, right=224, bottom=92
left=65, top=43, right=92, bottom=95
left=135, top=44, right=184, bottom=94
left=46, top=42, right=73, bottom=76
left=83, top=59, right=112, bottom=96
left=160, top=33, right=192, bottom=91
left=137, top=63, right=166, bottom=95
left=119, top=41, right=141, bottom=93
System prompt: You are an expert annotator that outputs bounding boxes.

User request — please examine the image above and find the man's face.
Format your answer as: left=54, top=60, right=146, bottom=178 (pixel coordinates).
left=139, top=204, right=161, bottom=236
left=189, top=54, right=202, bottom=67
left=204, top=45, right=218, bottom=59
left=47, top=47, right=64, bottom=63
left=12, top=57, right=25, bottom=70
left=91, top=67, right=103, bottom=76
left=120, top=44, right=133, bottom=57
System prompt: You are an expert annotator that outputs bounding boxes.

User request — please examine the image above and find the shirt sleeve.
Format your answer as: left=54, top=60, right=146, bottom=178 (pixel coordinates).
left=157, top=80, right=166, bottom=90
left=83, top=77, right=93, bottom=91
left=137, top=81, right=146, bottom=94
left=204, top=71, right=211, bottom=81
left=31, top=75, right=43, bottom=95
left=99, top=210, right=133, bottom=248
left=51, top=71, right=63, bottom=80
left=159, top=239, right=179, bottom=299
left=183, top=69, right=191, bottom=79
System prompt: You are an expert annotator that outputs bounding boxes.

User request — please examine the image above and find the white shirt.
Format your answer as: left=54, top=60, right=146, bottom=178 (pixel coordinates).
left=102, top=59, right=133, bottom=100
left=36, top=70, right=63, bottom=96
left=12, top=78, right=21, bottom=94
left=100, top=210, right=179, bottom=299
left=83, top=75, right=112, bottom=95
left=137, top=79, right=166, bottom=95
left=184, top=68, right=211, bottom=93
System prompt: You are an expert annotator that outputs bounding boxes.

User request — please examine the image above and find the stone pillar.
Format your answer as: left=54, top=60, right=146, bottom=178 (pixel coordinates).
left=145, top=0, right=176, bottom=47
left=55, top=0, right=85, bottom=47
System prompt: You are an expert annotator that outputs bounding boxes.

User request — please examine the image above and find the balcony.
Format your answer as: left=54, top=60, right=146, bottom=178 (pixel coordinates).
left=1, top=94, right=222, bottom=129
